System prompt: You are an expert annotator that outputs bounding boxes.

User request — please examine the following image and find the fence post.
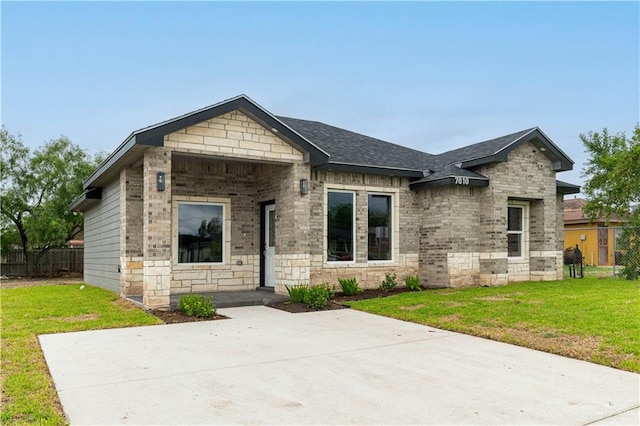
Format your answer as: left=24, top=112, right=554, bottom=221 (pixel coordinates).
left=612, top=229, right=616, bottom=278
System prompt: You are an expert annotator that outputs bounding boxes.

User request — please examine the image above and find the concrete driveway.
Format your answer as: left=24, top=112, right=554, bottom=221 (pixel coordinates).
left=40, top=306, right=639, bottom=425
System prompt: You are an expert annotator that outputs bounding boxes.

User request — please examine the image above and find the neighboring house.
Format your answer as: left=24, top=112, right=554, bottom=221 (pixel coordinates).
left=71, top=95, right=579, bottom=309
left=564, top=198, right=626, bottom=266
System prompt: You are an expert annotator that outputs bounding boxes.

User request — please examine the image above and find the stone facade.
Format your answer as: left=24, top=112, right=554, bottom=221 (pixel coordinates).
left=114, top=109, right=565, bottom=309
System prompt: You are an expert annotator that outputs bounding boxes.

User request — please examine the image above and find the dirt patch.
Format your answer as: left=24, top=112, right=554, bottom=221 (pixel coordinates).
left=467, top=324, right=635, bottom=366
left=440, top=314, right=463, bottom=322
left=399, top=304, right=426, bottom=311
left=150, top=310, right=229, bottom=324
left=58, top=313, right=100, bottom=322
left=478, top=295, right=510, bottom=301
left=268, top=287, right=419, bottom=313
left=0, top=275, right=83, bottom=289
left=446, top=301, right=468, bottom=308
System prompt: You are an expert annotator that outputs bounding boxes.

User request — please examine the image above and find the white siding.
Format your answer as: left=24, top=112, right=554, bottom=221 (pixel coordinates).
left=84, top=179, right=121, bottom=292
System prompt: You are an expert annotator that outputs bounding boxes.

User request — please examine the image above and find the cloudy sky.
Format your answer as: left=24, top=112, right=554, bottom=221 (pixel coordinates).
left=2, top=1, right=638, bottom=194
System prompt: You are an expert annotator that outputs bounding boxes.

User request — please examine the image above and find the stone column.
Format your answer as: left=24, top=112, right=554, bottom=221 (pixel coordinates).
left=142, top=147, right=172, bottom=309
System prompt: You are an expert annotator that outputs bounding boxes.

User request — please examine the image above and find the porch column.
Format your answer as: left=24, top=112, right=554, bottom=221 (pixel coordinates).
left=142, top=147, right=172, bottom=309
left=119, top=166, right=144, bottom=296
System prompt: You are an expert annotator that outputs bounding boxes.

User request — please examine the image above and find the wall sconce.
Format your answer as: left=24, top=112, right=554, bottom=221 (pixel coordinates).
left=156, top=172, right=165, bottom=192
left=299, top=178, right=308, bottom=196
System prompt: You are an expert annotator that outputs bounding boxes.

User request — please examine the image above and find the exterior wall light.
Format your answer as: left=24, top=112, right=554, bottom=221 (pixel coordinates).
left=157, top=172, right=165, bottom=192
left=299, top=178, right=308, bottom=196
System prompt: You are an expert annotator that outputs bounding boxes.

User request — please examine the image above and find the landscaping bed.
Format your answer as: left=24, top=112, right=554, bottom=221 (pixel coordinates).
left=150, top=309, right=228, bottom=324
left=268, top=287, right=418, bottom=313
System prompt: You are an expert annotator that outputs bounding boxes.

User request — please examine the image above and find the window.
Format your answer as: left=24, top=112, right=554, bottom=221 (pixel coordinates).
left=178, top=202, right=224, bottom=263
left=507, top=206, right=523, bottom=257
left=368, top=194, right=391, bottom=261
left=327, top=191, right=354, bottom=262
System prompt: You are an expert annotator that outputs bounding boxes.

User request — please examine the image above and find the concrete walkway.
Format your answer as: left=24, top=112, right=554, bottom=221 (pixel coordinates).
left=40, top=307, right=639, bottom=425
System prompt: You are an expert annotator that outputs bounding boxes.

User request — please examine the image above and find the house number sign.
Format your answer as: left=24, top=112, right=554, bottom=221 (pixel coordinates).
left=454, top=176, right=470, bottom=185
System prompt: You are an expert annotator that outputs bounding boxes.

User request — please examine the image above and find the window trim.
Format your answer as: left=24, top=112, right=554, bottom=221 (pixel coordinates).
left=326, top=189, right=356, bottom=263
left=172, top=196, right=231, bottom=267
left=367, top=192, right=393, bottom=263
left=507, top=202, right=528, bottom=259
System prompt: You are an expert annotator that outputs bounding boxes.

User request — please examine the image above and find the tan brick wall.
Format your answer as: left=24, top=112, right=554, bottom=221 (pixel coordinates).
left=142, top=147, right=172, bottom=308
left=306, top=170, right=419, bottom=290
left=419, top=141, right=562, bottom=288
left=119, top=166, right=144, bottom=296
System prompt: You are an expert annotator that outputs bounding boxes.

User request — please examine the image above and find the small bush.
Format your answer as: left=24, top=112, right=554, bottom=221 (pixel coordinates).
left=405, top=275, right=421, bottom=291
left=316, top=282, right=335, bottom=299
left=305, top=285, right=330, bottom=310
left=380, top=273, right=398, bottom=292
left=179, top=294, right=216, bottom=317
left=338, top=277, right=362, bottom=296
left=285, top=284, right=309, bottom=303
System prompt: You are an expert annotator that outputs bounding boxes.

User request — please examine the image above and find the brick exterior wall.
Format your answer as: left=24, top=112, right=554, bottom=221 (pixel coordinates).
left=127, top=109, right=564, bottom=307
left=119, top=166, right=143, bottom=296
left=307, top=170, right=420, bottom=290
left=142, top=147, right=172, bottom=308
left=418, top=141, right=562, bottom=288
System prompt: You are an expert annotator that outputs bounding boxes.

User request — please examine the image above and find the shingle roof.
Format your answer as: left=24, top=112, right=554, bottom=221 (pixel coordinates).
left=277, top=116, right=435, bottom=172
left=432, top=128, right=536, bottom=166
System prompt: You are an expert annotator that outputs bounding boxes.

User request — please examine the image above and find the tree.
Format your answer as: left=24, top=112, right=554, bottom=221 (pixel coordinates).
left=581, top=124, right=640, bottom=279
left=0, top=127, right=103, bottom=275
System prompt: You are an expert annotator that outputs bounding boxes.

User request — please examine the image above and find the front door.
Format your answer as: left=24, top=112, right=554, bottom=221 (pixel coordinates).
left=264, top=204, right=276, bottom=287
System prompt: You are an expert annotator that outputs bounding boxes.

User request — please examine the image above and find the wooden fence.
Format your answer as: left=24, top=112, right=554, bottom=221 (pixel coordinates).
left=1, top=248, right=84, bottom=277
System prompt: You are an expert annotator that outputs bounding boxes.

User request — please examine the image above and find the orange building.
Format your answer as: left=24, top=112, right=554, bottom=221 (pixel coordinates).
left=564, top=198, right=625, bottom=266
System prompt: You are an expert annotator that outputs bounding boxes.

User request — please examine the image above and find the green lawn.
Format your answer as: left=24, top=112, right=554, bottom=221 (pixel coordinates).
left=349, top=278, right=640, bottom=373
left=1, top=284, right=162, bottom=425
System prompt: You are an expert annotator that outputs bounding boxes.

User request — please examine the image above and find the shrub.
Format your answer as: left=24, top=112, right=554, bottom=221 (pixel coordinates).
left=338, top=277, right=362, bottom=296
left=285, top=284, right=309, bottom=303
left=380, top=273, right=398, bottom=292
left=405, top=275, right=421, bottom=291
left=316, top=282, right=335, bottom=299
left=304, top=285, right=330, bottom=310
left=179, top=294, right=216, bottom=317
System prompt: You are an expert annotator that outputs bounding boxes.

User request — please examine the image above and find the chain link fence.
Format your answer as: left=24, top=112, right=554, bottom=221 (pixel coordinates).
left=563, top=226, right=640, bottom=279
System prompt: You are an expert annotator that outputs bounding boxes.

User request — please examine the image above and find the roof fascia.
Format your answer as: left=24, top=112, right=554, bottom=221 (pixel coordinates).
left=69, top=187, right=102, bottom=212
left=82, top=135, right=142, bottom=189
left=83, top=95, right=331, bottom=190
left=410, top=176, right=490, bottom=190
left=459, top=128, right=574, bottom=172
left=556, top=180, right=581, bottom=195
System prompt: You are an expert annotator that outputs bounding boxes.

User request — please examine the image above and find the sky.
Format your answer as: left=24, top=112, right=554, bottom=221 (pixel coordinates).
left=2, top=1, right=639, bottom=195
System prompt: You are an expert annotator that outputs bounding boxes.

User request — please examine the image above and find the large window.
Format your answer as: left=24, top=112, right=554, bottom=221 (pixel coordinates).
left=368, top=194, right=391, bottom=261
left=507, top=206, right=523, bottom=257
left=178, top=202, right=224, bottom=263
left=327, top=191, right=354, bottom=262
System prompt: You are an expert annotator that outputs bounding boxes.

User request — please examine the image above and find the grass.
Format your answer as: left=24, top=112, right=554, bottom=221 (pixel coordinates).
left=349, top=277, right=640, bottom=373
left=1, top=284, right=162, bottom=425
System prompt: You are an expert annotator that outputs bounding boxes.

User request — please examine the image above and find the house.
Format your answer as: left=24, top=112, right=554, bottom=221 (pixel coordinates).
left=564, top=198, right=626, bottom=266
left=71, top=94, right=580, bottom=309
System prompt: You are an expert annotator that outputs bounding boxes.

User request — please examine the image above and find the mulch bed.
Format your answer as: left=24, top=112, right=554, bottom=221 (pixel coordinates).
left=268, top=287, right=418, bottom=313
left=149, top=310, right=229, bottom=324
left=150, top=288, right=418, bottom=320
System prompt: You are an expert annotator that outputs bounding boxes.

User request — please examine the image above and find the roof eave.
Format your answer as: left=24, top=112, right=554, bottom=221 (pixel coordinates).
left=70, top=187, right=102, bottom=212
left=81, top=95, right=331, bottom=190
left=458, top=128, right=574, bottom=172
left=410, top=176, right=489, bottom=190
left=557, top=180, right=581, bottom=195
